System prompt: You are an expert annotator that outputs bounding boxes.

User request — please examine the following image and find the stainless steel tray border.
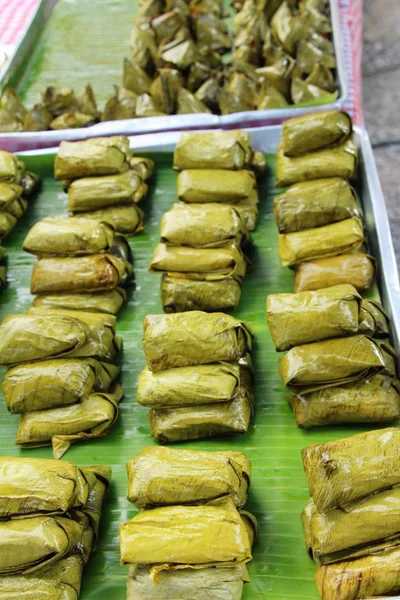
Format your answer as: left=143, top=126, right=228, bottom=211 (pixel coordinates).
left=18, top=123, right=400, bottom=360
left=0, top=0, right=348, bottom=152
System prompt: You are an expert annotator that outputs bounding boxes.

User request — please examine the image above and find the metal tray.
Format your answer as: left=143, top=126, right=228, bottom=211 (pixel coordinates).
left=0, top=0, right=348, bottom=152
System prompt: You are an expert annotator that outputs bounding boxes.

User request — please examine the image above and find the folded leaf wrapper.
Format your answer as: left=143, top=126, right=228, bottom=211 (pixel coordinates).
left=23, top=217, right=115, bottom=257
left=150, top=392, right=252, bottom=443
left=161, top=275, right=242, bottom=312
left=274, top=178, right=361, bottom=233
left=143, top=311, right=252, bottom=371
left=294, top=253, right=376, bottom=292
left=54, top=136, right=131, bottom=180
left=281, top=111, right=352, bottom=157
left=267, top=284, right=361, bottom=351
left=0, top=554, right=83, bottom=600
left=290, top=375, right=400, bottom=428
left=73, top=204, right=144, bottom=236
left=0, top=516, right=83, bottom=574
left=315, top=545, right=400, bottom=600
left=0, top=212, right=17, bottom=237
left=149, top=243, right=247, bottom=280
left=276, top=138, right=357, bottom=188
left=0, top=456, right=90, bottom=517
left=33, top=288, right=127, bottom=315
left=303, top=486, right=400, bottom=565
left=0, top=182, right=23, bottom=211
left=358, top=300, right=389, bottom=338
left=31, top=253, right=132, bottom=294
left=177, top=169, right=257, bottom=204
left=129, top=156, right=154, bottom=181
left=120, top=498, right=253, bottom=568
left=301, top=427, right=400, bottom=512
left=127, top=564, right=247, bottom=600
left=68, top=171, right=147, bottom=212
left=173, top=130, right=251, bottom=170
left=280, top=335, right=388, bottom=394
left=127, top=446, right=251, bottom=508
left=0, top=150, right=20, bottom=182
left=278, top=217, right=364, bottom=267
left=160, top=203, right=248, bottom=248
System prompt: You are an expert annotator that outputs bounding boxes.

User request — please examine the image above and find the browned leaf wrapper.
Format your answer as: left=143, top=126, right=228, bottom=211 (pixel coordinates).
left=135, top=93, right=167, bottom=117
left=102, top=86, right=137, bottom=121
left=294, top=253, right=376, bottom=293
left=150, top=68, right=183, bottom=114
left=123, top=57, right=153, bottom=95
left=49, top=112, right=95, bottom=130
left=23, top=104, right=53, bottom=132
left=358, top=300, right=389, bottom=338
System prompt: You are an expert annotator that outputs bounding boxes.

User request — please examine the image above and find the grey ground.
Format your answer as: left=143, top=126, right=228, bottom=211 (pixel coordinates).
left=363, top=0, right=400, bottom=263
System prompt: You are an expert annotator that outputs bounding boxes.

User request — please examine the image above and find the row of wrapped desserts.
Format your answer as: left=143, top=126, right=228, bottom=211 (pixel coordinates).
left=302, top=428, right=400, bottom=600
left=149, top=130, right=265, bottom=312
left=0, top=456, right=109, bottom=599
left=120, top=446, right=257, bottom=600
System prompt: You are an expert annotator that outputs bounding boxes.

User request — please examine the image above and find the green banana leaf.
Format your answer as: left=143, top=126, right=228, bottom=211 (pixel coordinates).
left=0, top=149, right=383, bottom=599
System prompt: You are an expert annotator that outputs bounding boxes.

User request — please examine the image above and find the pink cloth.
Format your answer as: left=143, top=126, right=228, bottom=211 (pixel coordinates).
left=0, top=0, right=38, bottom=45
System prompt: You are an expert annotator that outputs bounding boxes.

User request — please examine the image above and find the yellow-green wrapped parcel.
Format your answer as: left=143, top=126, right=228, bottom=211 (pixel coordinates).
left=68, top=171, right=147, bottom=212
left=280, top=335, right=388, bottom=394
left=267, top=284, right=361, bottom=351
left=290, top=375, right=400, bottom=428
left=0, top=456, right=90, bottom=517
left=278, top=217, right=364, bottom=267
left=143, top=311, right=252, bottom=370
left=120, top=498, right=252, bottom=568
left=302, top=427, right=400, bottom=511
left=274, top=178, right=360, bottom=233
left=33, top=288, right=127, bottom=315
left=161, top=275, right=242, bottom=313
left=0, top=182, right=23, bottom=211
left=127, top=446, right=251, bottom=508
left=72, top=204, right=144, bottom=236
left=81, top=465, right=111, bottom=539
left=31, top=253, right=132, bottom=294
left=281, top=111, right=352, bottom=157
left=0, top=554, right=83, bottom=600
left=358, top=300, right=389, bottom=337
left=315, top=545, right=400, bottom=600
left=275, top=137, right=357, bottom=188
left=173, top=130, right=250, bottom=170
left=150, top=392, right=252, bottom=443
left=303, top=486, right=400, bottom=565
left=6, top=196, right=27, bottom=218
left=160, top=203, right=248, bottom=248
left=149, top=243, right=247, bottom=280
left=127, top=565, right=248, bottom=600
left=23, top=217, right=115, bottom=257
left=54, top=136, right=131, bottom=180
left=0, top=212, right=17, bottom=237
left=177, top=169, right=257, bottom=203
left=129, top=156, right=154, bottom=180
left=294, top=253, right=376, bottom=292
left=0, top=150, right=20, bottom=182
left=0, top=515, right=83, bottom=574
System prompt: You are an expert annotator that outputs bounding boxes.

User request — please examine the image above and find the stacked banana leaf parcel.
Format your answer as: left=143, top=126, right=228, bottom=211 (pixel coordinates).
left=0, top=456, right=110, bottom=599
left=120, top=446, right=258, bottom=600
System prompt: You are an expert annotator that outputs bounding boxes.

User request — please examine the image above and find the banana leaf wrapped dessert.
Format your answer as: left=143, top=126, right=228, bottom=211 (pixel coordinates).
left=177, top=169, right=257, bottom=203
left=267, top=284, right=361, bottom=351
left=6, top=197, right=27, bottom=219
left=73, top=204, right=144, bottom=236
left=150, top=392, right=253, bottom=442
left=0, top=515, right=83, bottom=574
left=0, top=212, right=17, bottom=237
left=102, top=86, right=137, bottom=121
left=315, top=545, right=400, bottom=600
left=290, top=375, right=400, bottom=428
left=23, top=217, right=115, bottom=257
left=0, top=182, right=23, bottom=211
left=16, top=383, right=123, bottom=459
left=274, top=178, right=361, bottom=233
left=120, top=498, right=253, bottom=568
left=302, top=427, right=400, bottom=511
left=0, top=456, right=91, bottom=517
left=278, top=217, right=364, bottom=267
left=275, top=138, right=357, bottom=188
left=143, top=311, right=252, bottom=370
left=50, top=112, right=96, bottom=130
left=280, top=335, right=390, bottom=394
left=2, top=358, right=119, bottom=413
left=127, top=564, right=248, bottom=600
left=358, top=300, right=389, bottom=337
left=127, top=446, right=251, bottom=508
left=33, top=288, right=127, bottom=315
left=0, top=554, right=84, bottom=600
left=161, top=275, right=242, bottom=312
left=129, top=156, right=154, bottom=180
left=68, top=171, right=147, bottom=212
left=149, top=243, right=247, bottom=280
left=294, top=253, right=376, bottom=292
left=281, top=112, right=352, bottom=157
left=173, top=131, right=251, bottom=171
left=303, top=486, right=400, bottom=565
left=54, top=137, right=131, bottom=181
left=0, top=150, right=21, bottom=182
left=160, top=203, right=249, bottom=248
left=177, top=88, right=211, bottom=114
left=31, top=253, right=132, bottom=294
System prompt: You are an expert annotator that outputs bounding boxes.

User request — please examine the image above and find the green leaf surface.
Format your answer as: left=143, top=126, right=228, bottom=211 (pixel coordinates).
left=0, top=150, right=382, bottom=599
